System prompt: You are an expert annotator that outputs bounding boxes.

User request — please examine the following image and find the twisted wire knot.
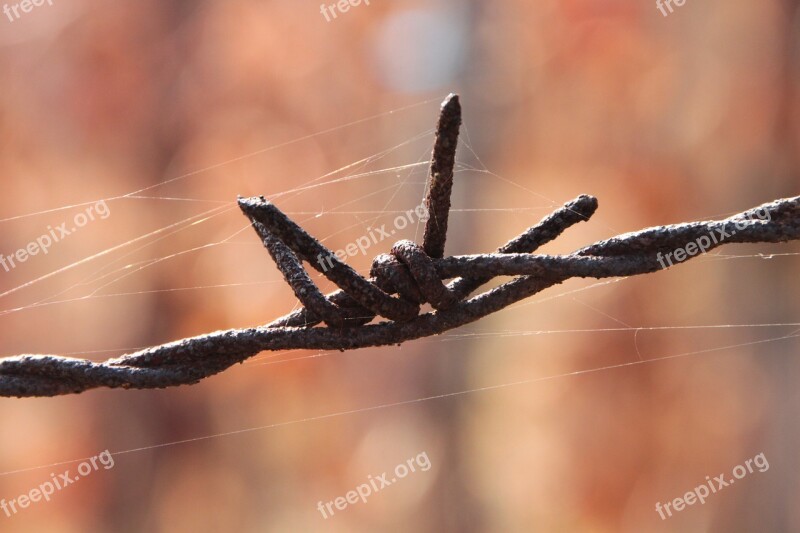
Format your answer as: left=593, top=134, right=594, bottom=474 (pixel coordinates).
left=371, top=240, right=459, bottom=311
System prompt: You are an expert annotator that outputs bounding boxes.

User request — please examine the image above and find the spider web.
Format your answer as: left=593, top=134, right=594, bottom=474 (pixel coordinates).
left=0, top=94, right=798, bottom=478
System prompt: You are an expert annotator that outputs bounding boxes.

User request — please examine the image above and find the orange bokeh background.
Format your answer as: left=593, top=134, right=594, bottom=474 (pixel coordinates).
left=1, top=1, right=799, bottom=531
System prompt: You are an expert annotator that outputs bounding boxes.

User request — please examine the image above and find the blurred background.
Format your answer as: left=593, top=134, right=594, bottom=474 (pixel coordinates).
left=1, top=0, right=799, bottom=531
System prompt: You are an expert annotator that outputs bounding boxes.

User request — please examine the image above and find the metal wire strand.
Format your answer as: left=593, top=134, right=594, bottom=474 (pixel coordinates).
left=1, top=95, right=798, bottom=398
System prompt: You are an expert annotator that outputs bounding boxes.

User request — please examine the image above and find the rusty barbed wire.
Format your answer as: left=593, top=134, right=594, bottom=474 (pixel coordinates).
left=1, top=94, right=799, bottom=397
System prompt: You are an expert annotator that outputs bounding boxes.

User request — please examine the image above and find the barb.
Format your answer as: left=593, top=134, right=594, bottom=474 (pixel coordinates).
left=422, top=93, right=461, bottom=259
left=2, top=97, right=799, bottom=397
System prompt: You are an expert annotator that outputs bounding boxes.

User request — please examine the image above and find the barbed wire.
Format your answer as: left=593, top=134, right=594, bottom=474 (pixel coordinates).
left=1, top=95, right=798, bottom=398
